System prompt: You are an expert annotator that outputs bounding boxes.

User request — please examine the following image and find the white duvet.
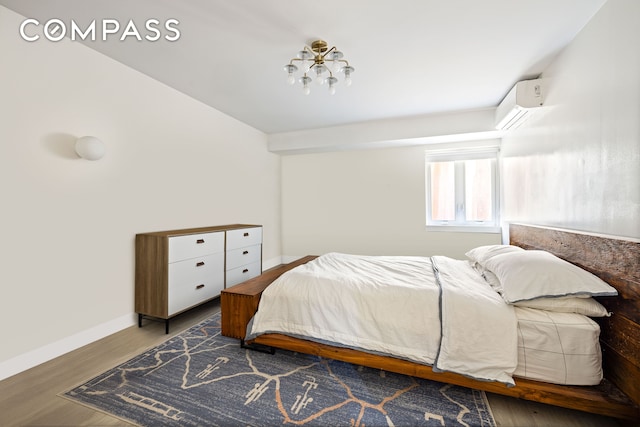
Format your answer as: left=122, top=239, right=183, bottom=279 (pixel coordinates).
left=247, top=253, right=518, bottom=386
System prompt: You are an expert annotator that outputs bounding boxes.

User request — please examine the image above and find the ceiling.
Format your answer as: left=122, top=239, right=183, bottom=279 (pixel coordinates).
left=1, top=0, right=606, bottom=134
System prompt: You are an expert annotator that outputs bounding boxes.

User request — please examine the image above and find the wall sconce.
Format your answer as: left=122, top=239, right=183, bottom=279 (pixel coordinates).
left=75, top=136, right=105, bottom=160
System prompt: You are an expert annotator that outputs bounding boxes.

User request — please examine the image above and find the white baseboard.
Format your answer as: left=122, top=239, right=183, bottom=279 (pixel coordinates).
left=281, top=255, right=308, bottom=264
left=0, top=313, right=137, bottom=382
left=262, top=256, right=283, bottom=270
left=264, top=255, right=309, bottom=267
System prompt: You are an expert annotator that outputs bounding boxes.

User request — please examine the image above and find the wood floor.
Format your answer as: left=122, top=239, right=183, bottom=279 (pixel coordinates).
left=0, top=300, right=622, bottom=427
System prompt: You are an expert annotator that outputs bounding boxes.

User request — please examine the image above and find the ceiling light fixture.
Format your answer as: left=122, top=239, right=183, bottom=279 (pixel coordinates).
left=284, top=39, right=354, bottom=95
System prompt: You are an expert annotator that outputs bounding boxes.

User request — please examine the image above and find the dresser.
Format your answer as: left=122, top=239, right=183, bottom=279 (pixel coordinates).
left=135, top=224, right=262, bottom=333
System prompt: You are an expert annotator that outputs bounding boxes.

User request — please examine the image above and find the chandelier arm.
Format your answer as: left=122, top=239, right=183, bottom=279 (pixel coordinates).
left=325, top=58, right=349, bottom=67
left=289, top=57, right=315, bottom=74
left=321, top=46, right=337, bottom=60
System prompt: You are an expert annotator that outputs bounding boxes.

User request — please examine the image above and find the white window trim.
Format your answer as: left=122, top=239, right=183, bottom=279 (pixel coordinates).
left=425, top=146, right=501, bottom=233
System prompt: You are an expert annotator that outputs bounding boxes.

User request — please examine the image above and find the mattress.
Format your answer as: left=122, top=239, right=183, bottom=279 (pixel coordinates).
left=513, top=307, right=603, bottom=385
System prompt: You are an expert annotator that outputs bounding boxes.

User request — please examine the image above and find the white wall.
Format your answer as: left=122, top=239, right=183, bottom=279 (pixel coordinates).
left=0, top=6, right=280, bottom=378
left=501, top=0, right=639, bottom=239
left=281, top=145, right=501, bottom=259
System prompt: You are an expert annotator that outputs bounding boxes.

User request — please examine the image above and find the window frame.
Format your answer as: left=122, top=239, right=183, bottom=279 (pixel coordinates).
left=425, top=148, right=501, bottom=233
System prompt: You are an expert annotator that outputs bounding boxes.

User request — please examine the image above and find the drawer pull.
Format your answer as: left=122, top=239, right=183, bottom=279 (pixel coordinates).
left=196, top=239, right=205, bottom=244
left=196, top=261, right=205, bottom=267
left=243, top=269, right=249, bottom=273
left=196, top=284, right=205, bottom=290
left=243, top=232, right=249, bottom=237
left=243, top=250, right=249, bottom=255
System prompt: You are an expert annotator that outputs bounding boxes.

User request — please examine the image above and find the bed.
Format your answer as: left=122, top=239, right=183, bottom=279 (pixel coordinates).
left=220, top=223, right=640, bottom=420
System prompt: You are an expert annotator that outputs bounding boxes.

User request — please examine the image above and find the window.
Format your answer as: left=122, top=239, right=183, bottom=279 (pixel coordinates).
left=425, top=148, right=500, bottom=232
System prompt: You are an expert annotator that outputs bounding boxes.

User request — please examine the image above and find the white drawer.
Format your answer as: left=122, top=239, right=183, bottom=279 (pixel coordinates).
left=226, top=260, right=261, bottom=287
left=168, top=278, right=221, bottom=315
left=169, top=231, right=224, bottom=263
left=168, top=253, right=223, bottom=287
left=226, top=244, right=261, bottom=270
left=168, top=253, right=224, bottom=315
left=226, top=227, right=262, bottom=251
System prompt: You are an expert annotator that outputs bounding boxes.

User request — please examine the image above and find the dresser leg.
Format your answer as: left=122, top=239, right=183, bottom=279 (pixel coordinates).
left=137, top=313, right=169, bottom=333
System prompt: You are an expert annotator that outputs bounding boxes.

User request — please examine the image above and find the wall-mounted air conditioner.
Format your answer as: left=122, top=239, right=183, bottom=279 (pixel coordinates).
left=495, top=78, right=544, bottom=130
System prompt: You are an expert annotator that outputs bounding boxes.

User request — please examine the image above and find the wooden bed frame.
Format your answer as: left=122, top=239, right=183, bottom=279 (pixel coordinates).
left=220, top=223, right=640, bottom=420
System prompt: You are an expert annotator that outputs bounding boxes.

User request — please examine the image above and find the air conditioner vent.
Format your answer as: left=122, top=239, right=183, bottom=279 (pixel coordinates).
left=495, top=79, right=544, bottom=131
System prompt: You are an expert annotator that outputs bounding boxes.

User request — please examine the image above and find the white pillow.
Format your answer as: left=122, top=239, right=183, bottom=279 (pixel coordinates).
left=480, top=268, right=591, bottom=298
left=483, top=250, right=618, bottom=303
left=514, top=296, right=611, bottom=317
left=465, top=245, right=524, bottom=269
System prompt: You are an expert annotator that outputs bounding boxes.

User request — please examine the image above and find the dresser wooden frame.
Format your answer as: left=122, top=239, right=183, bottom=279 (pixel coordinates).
left=220, top=223, right=639, bottom=420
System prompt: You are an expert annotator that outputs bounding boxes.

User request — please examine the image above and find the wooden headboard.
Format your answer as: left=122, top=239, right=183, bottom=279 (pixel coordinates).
left=509, top=223, right=640, bottom=407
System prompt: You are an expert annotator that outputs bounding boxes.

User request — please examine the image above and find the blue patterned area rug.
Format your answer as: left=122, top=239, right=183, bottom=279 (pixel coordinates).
left=62, top=313, right=495, bottom=426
